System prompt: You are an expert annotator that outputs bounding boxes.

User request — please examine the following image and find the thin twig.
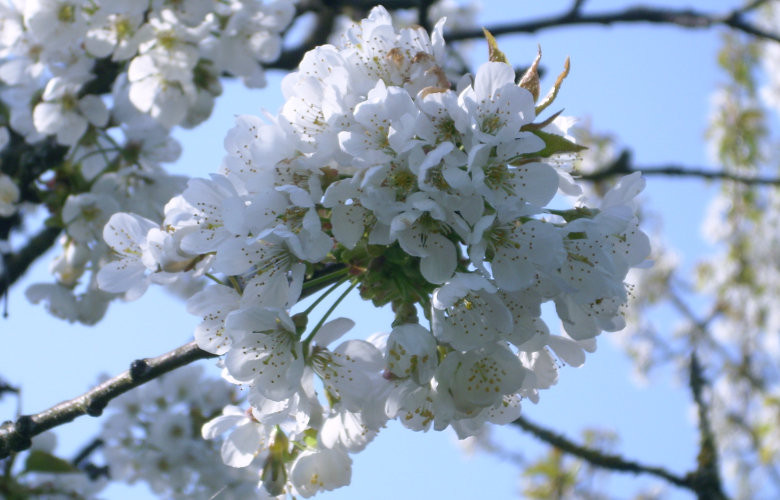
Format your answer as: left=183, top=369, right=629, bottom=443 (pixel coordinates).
left=417, top=0, right=437, bottom=33
left=72, top=438, right=104, bottom=467
left=512, top=414, right=692, bottom=490
left=445, top=5, right=780, bottom=44
left=0, top=381, right=19, bottom=398
left=569, top=0, right=587, bottom=16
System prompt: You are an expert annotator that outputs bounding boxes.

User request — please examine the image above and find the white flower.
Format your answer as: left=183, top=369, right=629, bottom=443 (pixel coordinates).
left=320, top=407, right=378, bottom=452
left=84, top=3, right=148, bottom=60
left=322, top=179, right=371, bottom=250
left=436, top=344, right=527, bottom=414
left=0, top=173, right=20, bottom=217
left=392, top=212, right=458, bottom=284
left=97, top=212, right=172, bottom=300
left=32, top=76, right=109, bottom=146
left=289, top=447, right=352, bottom=498
left=385, top=379, right=438, bottom=431
left=50, top=236, right=90, bottom=286
left=456, top=61, right=539, bottom=148
left=202, top=405, right=272, bottom=468
left=470, top=217, right=564, bottom=292
left=24, top=0, right=88, bottom=48
left=385, top=323, right=438, bottom=383
left=432, top=273, right=513, bottom=350
left=62, top=193, right=121, bottom=243
left=311, top=338, right=385, bottom=413
left=200, top=0, right=294, bottom=87
left=176, top=175, right=245, bottom=254
left=187, top=284, right=241, bottom=355
left=338, top=80, right=420, bottom=168
left=0, top=126, right=9, bottom=151
left=223, top=307, right=305, bottom=401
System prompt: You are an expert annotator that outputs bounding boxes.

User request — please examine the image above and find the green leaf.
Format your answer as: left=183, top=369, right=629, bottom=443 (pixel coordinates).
left=303, top=429, right=318, bottom=449
left=529, top=130, right=587, bottom=158
left=483, top=28, right=508, bottom=64
left=24, top=450, right=78, bottom=474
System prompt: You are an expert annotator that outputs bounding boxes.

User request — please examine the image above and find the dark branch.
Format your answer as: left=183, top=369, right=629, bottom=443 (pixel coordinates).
left=580, top=150, right=780, bottom=186
left=0, top=264, right=348, bottom=458
left=0, top=381, right=19, bottom=400
left=569, top=0, right=587, bottom=16
left=72, top=438, right=104, bottom=468
left=688, top=353, right=728, bottom=500
left=269, top=4, right=337, bottom=71
left=512, top=414, right=692, bottom=490
left=417, top=0, right=437, bottom=33
left=0, top=341, right=217, bottom=459
left=444, top=5, right=780, bottom=44
left=0, top=227, right=61, bottom=300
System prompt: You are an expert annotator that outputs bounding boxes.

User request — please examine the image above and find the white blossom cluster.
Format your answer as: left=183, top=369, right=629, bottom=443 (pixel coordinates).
left=0, top=0, right=294, bottom=139
left=0, top=0, right=296, bottom=323
left=99, top=365, right=261, bottom=499
left=94, top=7, right=650, bottom=497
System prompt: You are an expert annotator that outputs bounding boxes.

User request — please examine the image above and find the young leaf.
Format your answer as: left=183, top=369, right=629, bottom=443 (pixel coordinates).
left=483, top=28, right=508, bottom=64
left=519, top=46, right=542, bottom=101
left=536, top=57, right=571, bottom=114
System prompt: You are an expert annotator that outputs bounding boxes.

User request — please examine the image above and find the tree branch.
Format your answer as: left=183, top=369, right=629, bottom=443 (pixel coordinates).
left=688, top=353, right=728, bottom=500
left=268, top=3, right=337, bottom=71
left=512, top=414, right=692, bottom=490
left=580, top=150, right=780, bottom=186
left=0, top=227, right=61, bottom=301
left=0, top=341, right=216, bottom=459
left=444, top=5, right=780, bottom=44
left=0, top=263, right=349, bottom=458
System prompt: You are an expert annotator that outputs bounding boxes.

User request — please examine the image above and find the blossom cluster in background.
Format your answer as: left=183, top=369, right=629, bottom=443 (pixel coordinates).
left=0, top=0, right=295, bottom=323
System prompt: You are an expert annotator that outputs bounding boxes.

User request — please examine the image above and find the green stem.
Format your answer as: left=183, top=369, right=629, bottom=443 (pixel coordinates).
left=73, top=146, right=121, bottom=168
left=302, top=266, right=349, bottom=290
left=302, top=277, right=348, bottom=317
left=302, top=280, right=358, bottom=352
left=205, top=273, right=225, bottom=286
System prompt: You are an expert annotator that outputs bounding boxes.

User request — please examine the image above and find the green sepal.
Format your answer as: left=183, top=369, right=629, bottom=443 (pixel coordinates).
left=24, top=450, right=78, bottom=474
left=529, top=130, right=587, bottom=158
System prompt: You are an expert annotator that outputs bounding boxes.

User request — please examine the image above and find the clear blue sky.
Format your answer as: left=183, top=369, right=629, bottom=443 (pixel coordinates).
left=0, top=0, right=741, bottom=498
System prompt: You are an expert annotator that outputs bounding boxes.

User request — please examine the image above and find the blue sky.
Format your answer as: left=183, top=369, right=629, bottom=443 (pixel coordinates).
left=0, top=0, right=745, bottom=498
